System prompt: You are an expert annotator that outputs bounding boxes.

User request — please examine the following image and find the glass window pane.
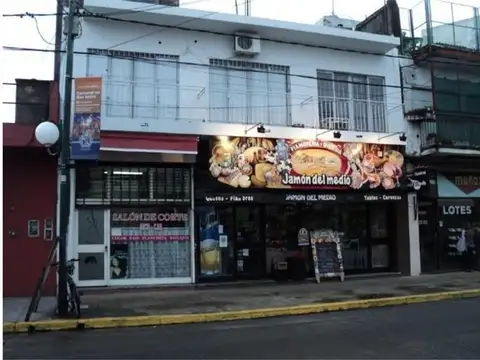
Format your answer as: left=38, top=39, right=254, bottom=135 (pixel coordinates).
left=76, top=166, right=106, bottom=199
left=78, top=209, right=104, bottom=245
left=78, top=252, right=105, bottom=281
left=110, top=207, right=191, bottom=279
left=109, top=167, right=149, bottom=199
left=154, top=167, right=190, bottom=200
left=198, top=206, right=235, bottom=277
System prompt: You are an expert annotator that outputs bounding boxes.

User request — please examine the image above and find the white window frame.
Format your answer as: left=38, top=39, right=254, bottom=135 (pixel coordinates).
left=209, top=59, right=292, bottom=125
left=317, top=70, right=387, bottom=132
left=87, top=49, right=180, bottom=121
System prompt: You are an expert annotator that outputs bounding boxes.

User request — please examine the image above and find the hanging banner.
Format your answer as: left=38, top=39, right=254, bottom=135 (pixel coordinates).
left=71, top=77, right=102, bottom=160
left=208, top=137, right=405, bottom=190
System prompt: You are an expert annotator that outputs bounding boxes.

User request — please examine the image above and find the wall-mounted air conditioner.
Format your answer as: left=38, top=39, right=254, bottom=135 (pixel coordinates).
left=234, top=33, right=261, bottom=56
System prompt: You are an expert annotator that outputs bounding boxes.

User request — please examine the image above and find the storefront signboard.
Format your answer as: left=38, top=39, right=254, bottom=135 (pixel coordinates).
left=71, top=77, right=102, bottom=160
left=208, top=137, right=404, bottom=190
left=110, top=210, right=189, bottom=242
left=310, top=229, right=344, bottom=283
left=201, top=192, right=403, bottom=204
left=439, top=173, right=480, bottom=197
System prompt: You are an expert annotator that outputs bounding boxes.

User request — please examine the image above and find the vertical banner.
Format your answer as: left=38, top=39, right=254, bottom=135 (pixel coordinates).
left=71, top=77, right=102, bottom=160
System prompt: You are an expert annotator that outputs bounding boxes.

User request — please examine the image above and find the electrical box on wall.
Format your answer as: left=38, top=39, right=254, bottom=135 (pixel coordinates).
left=63, top=16, right=80, bottom=36
left=234, top=33, right=261, bottom=56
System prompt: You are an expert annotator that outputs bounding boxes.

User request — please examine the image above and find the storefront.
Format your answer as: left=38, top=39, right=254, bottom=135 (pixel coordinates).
left=195, top=136, right=411, bottom=281
left=419, top=172, right=480, bottom=272
left=71, top=132, right=197, bottom=287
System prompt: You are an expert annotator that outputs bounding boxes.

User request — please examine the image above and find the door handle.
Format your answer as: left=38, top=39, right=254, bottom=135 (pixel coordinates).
left=105, top=245, right=108, bottom=252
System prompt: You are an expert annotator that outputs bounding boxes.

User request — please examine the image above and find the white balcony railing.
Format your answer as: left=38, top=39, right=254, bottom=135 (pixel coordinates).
left=318, top=96, right=388, bottom=132
left=98, top=80, right=390, bottom=133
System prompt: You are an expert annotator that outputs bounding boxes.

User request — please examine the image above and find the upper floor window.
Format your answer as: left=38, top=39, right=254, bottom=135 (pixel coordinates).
left=87, top=49, right=179, bottom=121
left=317, top=71, right=387, bottom=132
left=209, top=59, right=291, bottom=126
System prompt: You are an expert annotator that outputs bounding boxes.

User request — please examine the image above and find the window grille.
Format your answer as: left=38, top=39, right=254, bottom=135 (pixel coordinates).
left=317, top=70, right=387, bottom=132
left=76, top=164, right=191, bottom=206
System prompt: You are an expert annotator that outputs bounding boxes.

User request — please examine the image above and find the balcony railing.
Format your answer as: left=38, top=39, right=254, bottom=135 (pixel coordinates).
left=400, top=0, right=480, bottom=53
left=98, top=80, right=391, bottom=132
left=420, top=116, right=480, bottom=150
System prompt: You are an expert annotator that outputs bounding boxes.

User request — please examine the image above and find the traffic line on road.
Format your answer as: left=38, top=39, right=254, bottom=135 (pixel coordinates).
left=4, top=289, right=480, bottom=333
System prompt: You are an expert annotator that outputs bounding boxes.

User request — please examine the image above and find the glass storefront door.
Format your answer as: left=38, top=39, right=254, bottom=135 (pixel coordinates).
left=75, top=209, right=109, bottom=287
left=235, top=206, right=264, bottom=278
left=196, top=206, right=265, bottom=280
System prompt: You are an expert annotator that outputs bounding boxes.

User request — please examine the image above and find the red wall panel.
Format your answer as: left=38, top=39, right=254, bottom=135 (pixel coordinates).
left=3, top=148, right=57, bottom=297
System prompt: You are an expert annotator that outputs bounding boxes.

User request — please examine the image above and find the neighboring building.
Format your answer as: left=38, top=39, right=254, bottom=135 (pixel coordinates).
left=400, top=1, right=480, bottom=272
left=61, top=0, right=416, bottom=288
left=3, top=80, right=58, bottom=297
left=316, top=15, right=359, bottom=30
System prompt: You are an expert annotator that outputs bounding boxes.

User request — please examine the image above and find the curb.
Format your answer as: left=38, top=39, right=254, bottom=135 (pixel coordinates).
left=5, top=289, right=480, bottom=333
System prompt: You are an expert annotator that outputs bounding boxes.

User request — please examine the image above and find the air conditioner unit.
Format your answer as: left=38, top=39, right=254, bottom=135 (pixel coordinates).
left=234, top=33, right=261, bottom=56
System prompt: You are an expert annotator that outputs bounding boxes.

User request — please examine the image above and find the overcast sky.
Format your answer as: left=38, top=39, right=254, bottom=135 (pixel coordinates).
left=1, top=0, right=478, bottom=122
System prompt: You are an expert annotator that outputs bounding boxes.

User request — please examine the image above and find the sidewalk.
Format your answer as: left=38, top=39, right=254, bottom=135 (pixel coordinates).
left=3, top=297, right=56, bottom=323
left=4, top=272, right=480, bottom=333
left=78, top=272, right=480, bottom=318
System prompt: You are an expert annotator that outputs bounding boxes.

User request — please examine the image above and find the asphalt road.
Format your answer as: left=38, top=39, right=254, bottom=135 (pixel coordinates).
left=4, top=298, right=480, bottom=359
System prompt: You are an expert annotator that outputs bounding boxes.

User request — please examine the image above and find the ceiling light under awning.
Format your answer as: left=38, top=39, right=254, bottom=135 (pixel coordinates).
left=104, top=171, right=144, bottom=175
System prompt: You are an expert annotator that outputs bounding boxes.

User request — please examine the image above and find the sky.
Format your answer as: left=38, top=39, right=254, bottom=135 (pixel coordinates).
left=1, top=0, right=479, bottom=122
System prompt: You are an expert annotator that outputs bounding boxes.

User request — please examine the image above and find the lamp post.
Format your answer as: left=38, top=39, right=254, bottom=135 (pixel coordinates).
left=34, top=120, right=69, bottom=316
left=34, top=0, right=77, bottom=317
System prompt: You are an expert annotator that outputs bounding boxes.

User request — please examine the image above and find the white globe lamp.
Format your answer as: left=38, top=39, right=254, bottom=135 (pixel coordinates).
left=35, top=121, right=60, bottom=147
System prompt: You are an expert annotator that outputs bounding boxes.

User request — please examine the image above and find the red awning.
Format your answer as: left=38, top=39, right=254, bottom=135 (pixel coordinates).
left=3, top=123, right=43, bottom=148
left=100, top=131, right=198, bottom=163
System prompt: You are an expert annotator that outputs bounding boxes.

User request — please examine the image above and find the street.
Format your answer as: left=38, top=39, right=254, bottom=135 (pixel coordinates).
left=4, top=298, right=480, bottom=359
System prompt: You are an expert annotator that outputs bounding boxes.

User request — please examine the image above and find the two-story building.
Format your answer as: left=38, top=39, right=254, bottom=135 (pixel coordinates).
left=62, top=0, right=418, bottom=288
left=401, top=0, right=480, bottom=272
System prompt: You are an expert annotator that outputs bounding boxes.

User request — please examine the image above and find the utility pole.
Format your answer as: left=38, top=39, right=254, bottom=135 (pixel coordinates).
left=245, top=0, right=250, bottom=16
left=57, top=0, right=76, bottom=317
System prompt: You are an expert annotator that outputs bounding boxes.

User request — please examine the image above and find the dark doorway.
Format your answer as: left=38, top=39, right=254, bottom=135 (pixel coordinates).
left=418, top=202, right=439, bottom=272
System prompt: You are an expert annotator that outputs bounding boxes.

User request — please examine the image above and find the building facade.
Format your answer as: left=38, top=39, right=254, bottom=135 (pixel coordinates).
left=3, top=80, right=58, bottom=297
left=61, top=0, right=418, bottom=287
left=401, top=0, right=480, bottom=272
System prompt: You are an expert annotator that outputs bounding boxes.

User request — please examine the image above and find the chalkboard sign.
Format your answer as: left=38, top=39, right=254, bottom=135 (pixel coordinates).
left=310, top=229, right=345, bottom=283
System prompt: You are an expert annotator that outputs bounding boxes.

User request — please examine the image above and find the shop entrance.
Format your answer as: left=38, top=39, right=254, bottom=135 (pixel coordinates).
left=74, top=209, right=110, bottom=287
left=196, top=201, right=398, bottom=282
left=196, top=205, right=266, bottom=281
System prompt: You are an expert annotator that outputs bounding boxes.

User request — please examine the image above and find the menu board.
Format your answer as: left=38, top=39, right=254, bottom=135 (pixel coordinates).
left=310, top=229, right=345, bottom=283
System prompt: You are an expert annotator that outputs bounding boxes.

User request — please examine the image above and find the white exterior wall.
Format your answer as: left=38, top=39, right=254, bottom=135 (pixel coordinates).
left=69, top=18, right=405, bottom=145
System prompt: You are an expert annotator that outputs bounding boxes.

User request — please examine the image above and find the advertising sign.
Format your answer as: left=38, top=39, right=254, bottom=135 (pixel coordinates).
left=208, top=137, right=404, bottom=191
left=71, top=77, right=102, bottom=160
left=110, top=209, right=190, bottom=242
left=440, top=173, right=480, bottom=197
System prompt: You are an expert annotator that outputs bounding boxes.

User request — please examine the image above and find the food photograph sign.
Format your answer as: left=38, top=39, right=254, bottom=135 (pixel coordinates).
left=208, top=137, right=405, bottom=190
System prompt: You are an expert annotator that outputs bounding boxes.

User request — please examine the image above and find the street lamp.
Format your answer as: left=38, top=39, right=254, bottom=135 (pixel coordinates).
left=35, top=121, right=60, bottom=147
left=34, top=120, right=70, bottom=317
